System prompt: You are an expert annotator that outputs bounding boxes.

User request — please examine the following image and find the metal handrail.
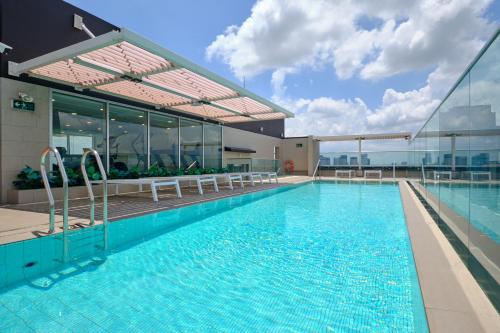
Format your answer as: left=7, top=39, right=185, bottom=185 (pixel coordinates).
left=421, top=162, right=426, bottom=184
left=40, top=147, right=68, bottom=234
left=186, top=160, right=198, bottom=171
left=312, top=159, right=321, bottom=180
left=41, top=147, right=70, bottom=262
left=81, top=148, right=108, bottom=250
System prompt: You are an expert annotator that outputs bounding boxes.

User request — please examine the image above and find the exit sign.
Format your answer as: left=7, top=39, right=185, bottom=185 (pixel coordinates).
left=12, top=99, right=35, bottom=112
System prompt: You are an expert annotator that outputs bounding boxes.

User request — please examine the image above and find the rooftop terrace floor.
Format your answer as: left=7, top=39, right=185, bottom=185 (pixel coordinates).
left=0, top=176, right=311, bottom=245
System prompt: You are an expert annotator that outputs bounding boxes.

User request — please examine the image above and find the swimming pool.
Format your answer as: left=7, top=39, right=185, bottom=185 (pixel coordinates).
left=0, top=182, right=427, bottom=332
left=424, top=183, right=500, bottom=244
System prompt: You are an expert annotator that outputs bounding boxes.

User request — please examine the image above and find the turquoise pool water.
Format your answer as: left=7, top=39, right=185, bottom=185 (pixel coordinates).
left=424, top=183, right=500, bottom=243
left=0, top=182, right=427, bottom=332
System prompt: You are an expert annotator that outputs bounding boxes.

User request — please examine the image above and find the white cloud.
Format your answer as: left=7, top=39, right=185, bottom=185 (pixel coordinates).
left=360, top=0, right=494, bottom=81
left=207, top=0, right=495, bottom=85
left=207, top=0, right=497, bottom=148
left=284, top=85, right=439, bottom=138
left=366, top=86, right=439, bottom=132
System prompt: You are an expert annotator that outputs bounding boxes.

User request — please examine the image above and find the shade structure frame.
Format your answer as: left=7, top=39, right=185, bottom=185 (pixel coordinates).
left=8, top=28, right=293, bottom=123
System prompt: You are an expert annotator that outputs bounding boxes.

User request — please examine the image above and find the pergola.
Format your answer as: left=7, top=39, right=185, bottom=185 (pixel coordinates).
left=8, top=28, right=293, bottom=124
left=314, top=132, right=411, bottom=169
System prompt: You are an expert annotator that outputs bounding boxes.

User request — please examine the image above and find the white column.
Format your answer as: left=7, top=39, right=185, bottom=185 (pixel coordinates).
left=358, top=138, right=362, bottom=171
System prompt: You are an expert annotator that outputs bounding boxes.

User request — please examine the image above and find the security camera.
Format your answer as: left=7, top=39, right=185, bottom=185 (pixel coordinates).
left=0, top=42, right=13, bottom=55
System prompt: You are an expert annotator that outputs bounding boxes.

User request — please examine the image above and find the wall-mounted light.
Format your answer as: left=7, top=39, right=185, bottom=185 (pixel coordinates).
left=18, top=92, right=34, bottom=102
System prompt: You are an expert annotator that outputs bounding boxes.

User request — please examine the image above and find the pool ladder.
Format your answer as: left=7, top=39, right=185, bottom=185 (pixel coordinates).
left=40, top=147, right=108, bottom=262
left=313, top=158, right=321, bottom=180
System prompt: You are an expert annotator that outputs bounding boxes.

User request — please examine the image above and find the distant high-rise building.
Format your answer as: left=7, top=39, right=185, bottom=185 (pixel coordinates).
left=443, top=153, right=452, bottom=165
left=360, top=153, right=370, bottom=166
left=319, top=155, right=330, bottom=166
left=350, top=157, right=358, bottom=166
left=471, top=153, right=490, bottom=166
left=455, top=156, right=467, bottom=166
left=422, top=152, right=432, bottom=165
left=336, top=155, right=348, bottom=165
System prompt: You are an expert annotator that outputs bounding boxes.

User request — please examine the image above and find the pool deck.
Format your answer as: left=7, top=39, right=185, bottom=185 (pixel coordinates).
left=0, top=175, right=311, bottom=245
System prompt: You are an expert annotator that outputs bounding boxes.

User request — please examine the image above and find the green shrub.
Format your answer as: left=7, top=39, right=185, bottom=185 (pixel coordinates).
left=85, top=165, right=102, bottom=181
left=128, top=166, right=142, bottom=179
left=108, top=167, right=129, bottom=179
left=13, top=166, right=43, bottom=189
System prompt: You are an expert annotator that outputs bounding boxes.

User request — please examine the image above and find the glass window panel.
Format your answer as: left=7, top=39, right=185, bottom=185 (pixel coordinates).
left=150, top=113, right=179, bottom=169
left=203, top=124, right=222, bottom=169
left=180, top=119, right=203, bottom=169
left=109, top=105, right=147, bottom=172
left=52, top=92, right=106, bottom=169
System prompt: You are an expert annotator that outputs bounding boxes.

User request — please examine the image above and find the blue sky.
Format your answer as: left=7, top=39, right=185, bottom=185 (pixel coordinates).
left=66, top=0, right=499, bottom=151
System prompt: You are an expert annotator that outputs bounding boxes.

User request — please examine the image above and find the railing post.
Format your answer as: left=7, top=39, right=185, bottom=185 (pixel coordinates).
left=421, top=162, right=426, bottom=184
left=81, top=148, right=108, bottom=250
left=313, top=158, right=321, bottom=180
left=40, top=147, right=69, bottom=261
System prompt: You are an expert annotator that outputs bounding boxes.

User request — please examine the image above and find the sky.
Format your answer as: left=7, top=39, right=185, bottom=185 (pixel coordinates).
left=65, top=0, right=500, bottom=152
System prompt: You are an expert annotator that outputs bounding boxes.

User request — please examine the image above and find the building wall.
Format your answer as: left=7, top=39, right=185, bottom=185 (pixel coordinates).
left=281, top=137, right=309, bottom=174
left=0, top=78, right=50, bottom=202
left=227, top=119, right=284, bottom=139
left=222, top=126, right=281, bottom=165
left=280, top=136, right=320, bottom=175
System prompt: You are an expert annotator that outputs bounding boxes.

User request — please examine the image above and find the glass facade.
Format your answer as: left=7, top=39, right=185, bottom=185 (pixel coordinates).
left=409, top=31, right=499, bottom=308
left=51, top=93, right=223, bottom=173
left=109, top=105, right=148, bottom=172
left=52, top=92, right=106, bottom=169
left=203, top=123, right=222, bottom=169
left=150, top=113, right=179, bottom=169
left=180, top=119, right=203, bottom=169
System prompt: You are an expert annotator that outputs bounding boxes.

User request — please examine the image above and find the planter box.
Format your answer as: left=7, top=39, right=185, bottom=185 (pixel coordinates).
left=7, top=183, right=148, bottom=204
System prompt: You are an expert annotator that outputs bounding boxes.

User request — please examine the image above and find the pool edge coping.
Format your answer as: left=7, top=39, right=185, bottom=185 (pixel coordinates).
left=398, top=181, right=500, bottom=333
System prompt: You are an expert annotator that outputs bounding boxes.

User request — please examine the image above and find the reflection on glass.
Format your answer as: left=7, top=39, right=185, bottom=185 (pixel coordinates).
left=203, top=124, right=222, bottom=169
left=469, top=32, right=500, bottom=303
left=150, top=113, right=179, bottom=169
left=180, top=119, right=202, bottom=168
left=109, top=105, right=147, bottom=172
left=410, top=32, right=499, bottom=309
left=52, top=92, right=106, bottom=169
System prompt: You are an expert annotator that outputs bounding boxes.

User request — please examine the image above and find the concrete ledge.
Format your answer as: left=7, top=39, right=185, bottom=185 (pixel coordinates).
left=398, top=181, right=499, bottom=332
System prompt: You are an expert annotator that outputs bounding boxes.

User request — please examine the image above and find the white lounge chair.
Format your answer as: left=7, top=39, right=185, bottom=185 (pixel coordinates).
left=214, top=173, right=244, bottom=190
left=260, top=171, right=279, bottom=183
left=432, top=171, right=452, bottom=180
left=364, top=170, right=382, bottom=179
left=469, top=171, right=491, bottom=181
left=145, top=175, right=219, bottom=195
left=91, top=178, right=182, bottom=202
left=239, top=172, right=264, bottom=186
left=335, top=170, right=355, bottom=179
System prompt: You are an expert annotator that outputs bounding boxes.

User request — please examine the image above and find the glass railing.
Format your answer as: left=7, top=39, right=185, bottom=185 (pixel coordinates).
left=226, top=158, right=282, bottom=174
left=407, top=29, right=500, bottom=309
left=320, top=151, right=411, bottom=167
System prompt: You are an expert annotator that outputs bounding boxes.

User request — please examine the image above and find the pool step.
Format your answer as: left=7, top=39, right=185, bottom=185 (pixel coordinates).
left=65, top=226, right=105, bottom=261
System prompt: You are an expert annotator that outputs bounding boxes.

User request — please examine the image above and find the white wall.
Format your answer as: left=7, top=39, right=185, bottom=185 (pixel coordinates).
left=222, top=126, right=281, bottom=165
